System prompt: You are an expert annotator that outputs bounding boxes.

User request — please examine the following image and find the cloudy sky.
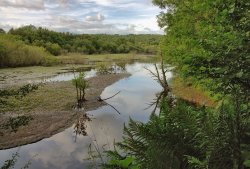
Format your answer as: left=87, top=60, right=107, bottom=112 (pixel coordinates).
left=0, top=0, right=164, bottom=34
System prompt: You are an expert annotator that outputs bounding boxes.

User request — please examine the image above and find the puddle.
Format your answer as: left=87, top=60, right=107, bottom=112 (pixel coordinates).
left=0, top=62, right=172, bottom=169
left=23, top=64, right=127, bottom=86
left=38, top=69, right=97, bottom=83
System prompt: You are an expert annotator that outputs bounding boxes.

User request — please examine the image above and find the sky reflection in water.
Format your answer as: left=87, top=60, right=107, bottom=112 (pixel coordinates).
left=0, top=62, right=172, bottom=169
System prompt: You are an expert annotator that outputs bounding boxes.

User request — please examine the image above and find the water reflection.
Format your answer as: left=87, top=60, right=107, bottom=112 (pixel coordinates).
left=42, top=69, right=97, bottom=82
left=96, top=62, right=126, bottom=75
left=73, top=114, right=91, bottom=142
left=34, top=62, right=128, bottom=84
left=0, top=62, right=172, bottom=169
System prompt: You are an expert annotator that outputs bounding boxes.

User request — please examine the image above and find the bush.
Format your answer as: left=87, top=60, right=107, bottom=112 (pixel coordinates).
left=0, top=34, right=57, bottom=67
left=45, top=42, right=62, bottom=56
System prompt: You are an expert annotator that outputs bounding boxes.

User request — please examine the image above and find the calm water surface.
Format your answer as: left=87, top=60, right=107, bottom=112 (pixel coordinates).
left=0, top=62, right=172, bottom=169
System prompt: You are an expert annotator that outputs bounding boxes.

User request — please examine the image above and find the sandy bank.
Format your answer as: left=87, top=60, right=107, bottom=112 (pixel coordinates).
left=0, top=73, right=129, bottom=150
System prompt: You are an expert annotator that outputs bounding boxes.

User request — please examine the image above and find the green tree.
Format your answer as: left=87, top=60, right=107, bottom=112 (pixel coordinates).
left=9, top=26, right=162, bottom=55
left=153, top=0, right=249, bottom=97
left=45, top=42, right=61, bottom=56
left=152, top=0, right=250, bottom=168
left=0, top=28, right=5, bottom=34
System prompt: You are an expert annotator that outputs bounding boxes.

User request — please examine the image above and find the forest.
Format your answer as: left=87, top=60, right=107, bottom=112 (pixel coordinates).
left=0, top=26, right=161, bottom=67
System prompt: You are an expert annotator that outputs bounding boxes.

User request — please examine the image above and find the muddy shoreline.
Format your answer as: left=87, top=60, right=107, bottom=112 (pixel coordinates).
left=0, top=73, right=130, bottom=150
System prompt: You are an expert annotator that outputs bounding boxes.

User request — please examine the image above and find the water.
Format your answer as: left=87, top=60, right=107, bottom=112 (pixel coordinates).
left=28, top=69, right=97, bottom=84
left=29, top=63, right=127, bottom=84
left=0, top=62, right=172, bottom=169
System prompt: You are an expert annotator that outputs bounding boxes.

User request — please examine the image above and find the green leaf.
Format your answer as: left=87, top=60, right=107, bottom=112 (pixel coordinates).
left=119, top=157, right=134, bottom=168
left=244, top=160, right=250, bottom=167
left=236, top=71, right=243, bottom=78
left=109, top=157, right=135, bottom=168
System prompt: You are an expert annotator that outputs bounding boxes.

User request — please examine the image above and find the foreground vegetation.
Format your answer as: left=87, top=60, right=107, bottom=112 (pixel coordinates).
left=104, top=0, right=249, bottom=169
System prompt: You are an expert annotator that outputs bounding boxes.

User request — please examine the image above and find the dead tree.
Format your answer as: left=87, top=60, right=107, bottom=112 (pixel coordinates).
left=145, top=53, right=171, bottom=94
left=145, top=53, right=174, bottom=112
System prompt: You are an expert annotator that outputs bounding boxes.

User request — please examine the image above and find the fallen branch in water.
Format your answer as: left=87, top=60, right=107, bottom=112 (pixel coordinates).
left=106, top=102, right=121, bottom=115
left=97, top=91, right=121, bottom=115
left=97, top=91, right=121, bottom=102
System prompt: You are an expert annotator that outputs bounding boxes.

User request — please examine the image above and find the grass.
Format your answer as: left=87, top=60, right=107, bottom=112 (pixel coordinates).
left=1, top=82, right=75, bottom=113
left=171, top=77, right=216, bottom=107
left=58, top=53, right=156, bottom=64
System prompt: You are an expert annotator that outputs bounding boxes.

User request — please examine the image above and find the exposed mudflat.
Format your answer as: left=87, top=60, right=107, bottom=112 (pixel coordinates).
left=0, top=65, right=94, bottom=89
left=0, top=73, right=129, bottom=150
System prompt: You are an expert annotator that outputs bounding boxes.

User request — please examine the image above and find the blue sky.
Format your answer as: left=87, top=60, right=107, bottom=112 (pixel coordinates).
left=0, top=0, right=164, bottom=34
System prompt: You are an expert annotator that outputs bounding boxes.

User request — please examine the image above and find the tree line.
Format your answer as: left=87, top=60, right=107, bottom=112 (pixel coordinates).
left=8, top=25, right=161, bottom=55
left=0, top=25, right=161, bottom=67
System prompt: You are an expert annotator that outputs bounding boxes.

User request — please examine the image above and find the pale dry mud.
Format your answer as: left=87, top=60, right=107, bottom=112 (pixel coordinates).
left=0, top=73, right=129, bottom=150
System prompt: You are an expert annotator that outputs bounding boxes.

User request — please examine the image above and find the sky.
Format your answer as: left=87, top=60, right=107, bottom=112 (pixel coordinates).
left=0, top=0, right=164, bottom=34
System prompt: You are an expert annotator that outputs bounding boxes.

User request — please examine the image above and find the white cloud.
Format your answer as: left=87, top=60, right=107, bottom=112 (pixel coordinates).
left=85, top=12, right=105, bottom=22
left=0, top=0, right=163, bottom=34
left=0, top=0, right=45, bottom=10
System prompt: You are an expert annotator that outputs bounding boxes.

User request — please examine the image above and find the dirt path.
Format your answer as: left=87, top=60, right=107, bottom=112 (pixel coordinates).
left=0, top=73, right=129, bottom=150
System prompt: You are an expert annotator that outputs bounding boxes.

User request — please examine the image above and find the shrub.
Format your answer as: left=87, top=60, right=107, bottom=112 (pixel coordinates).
left=0, top=34, right=57, bottom=67
left=45, top=42, right=62, bottom=56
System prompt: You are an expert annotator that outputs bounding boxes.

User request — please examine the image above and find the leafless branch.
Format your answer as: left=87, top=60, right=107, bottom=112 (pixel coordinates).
left=106, top=102, right=121, bottom=115
left=98, top=91, right=121, bottom=101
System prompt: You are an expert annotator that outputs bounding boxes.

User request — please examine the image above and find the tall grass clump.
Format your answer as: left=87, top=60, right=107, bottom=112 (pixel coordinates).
left=0, top=34, right=57, bottom=67
left=72, top=71, right=88, bottom=108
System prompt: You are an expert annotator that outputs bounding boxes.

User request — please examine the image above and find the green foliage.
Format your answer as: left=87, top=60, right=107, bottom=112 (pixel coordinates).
left=0, top=34, right=57, bottom=67
left=45, top=42, right=61, bottom=56
left=72, top=72, right=88, bottom=93
left=97, top=63, right=111, bottom=75
left=106, top=157, right=139, bottom=169
left=72, top=72, right=88, bottom=108
left=9, top=25, right=162, bottom=55
left=116, top=100, right=207, bottom=169
left=140, top=1, right=250, bottom=168
left=104, top=150, right=139, bottom=169
left=42, top=54, right=59, bottom=66
left=1, top=25, right=160, bottom=67
left=107, top=98, right=249, bottom=169
left=1, top=115, right=33, bottom=132
left=105, top=1, right=249, bottom=169
left=154, top=0, right=249, bottom=97
left=0, top=84, right=39, bottom=97
left=0, top=84, right=39, bottom=108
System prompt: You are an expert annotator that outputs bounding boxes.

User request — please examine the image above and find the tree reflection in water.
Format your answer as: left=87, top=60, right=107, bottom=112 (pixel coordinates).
left=74, top=113, right=91, bottom=142
left=96, top=63, right=126, bottom=75
left=0, top=150, right=35, bottom=169
left=145, top=55, right=175, bottom=112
